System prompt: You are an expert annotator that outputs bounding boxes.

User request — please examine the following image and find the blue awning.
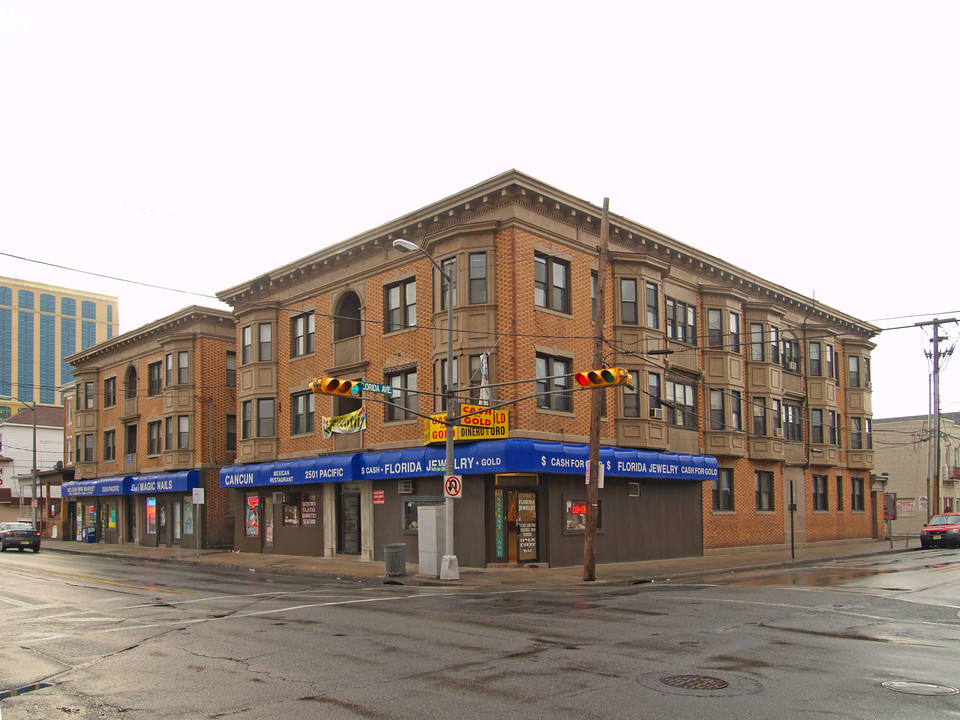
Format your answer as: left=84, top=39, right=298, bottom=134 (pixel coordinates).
left=63, top=476, right=130, bottom=497
left=219, top=439, right=718, bottom=488
left=63, top=470, right=202, bottom=497
left=128, top=470, right=200, bottom=494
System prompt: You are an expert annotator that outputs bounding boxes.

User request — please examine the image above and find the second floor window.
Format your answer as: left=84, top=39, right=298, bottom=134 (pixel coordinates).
left=850, top=416, right=863, bottom=449
left=226, top=352, right=236, bottom=388
left=178, top=415, right=190, bottom=449
left=535, top=354, right=572, bottom=412
left=534, top=253, right=570, bottom=314
left=386, top=369, right=418, bottom=422
left=385, top=278, right=416, bottom=332
left=665, top=379, right=696, bottom=427
left=291, top=313, right=315, bottom=358
left=257, top=398, right=275, bottom=437
left=103, top=430, right=115, bottom=462
left=291, top=392, right=315, bottom=435
left=811, top=408, right=824, bottom=444
left=783, top=403, right=803, bottom=441
left=148, top=421, right=162, bottom=455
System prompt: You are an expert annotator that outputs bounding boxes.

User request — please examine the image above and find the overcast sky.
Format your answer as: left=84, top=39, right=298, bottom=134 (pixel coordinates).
left=2, top=1, right=957, bottom=420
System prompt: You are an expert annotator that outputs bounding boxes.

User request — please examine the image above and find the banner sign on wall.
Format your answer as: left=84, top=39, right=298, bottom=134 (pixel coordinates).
left=321, top=407, right=366, bottom=439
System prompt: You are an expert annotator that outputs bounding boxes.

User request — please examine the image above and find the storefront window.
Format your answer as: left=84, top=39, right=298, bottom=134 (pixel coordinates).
left=301, top=492, right=317, bottom=526
left=403, top=498, right=444, bottom=532
left=183, top=498, right=194, bottom=535
left=564, top=499, right=602, bottom=533
left=245, top=493, right=260, bottom=537
left=146, top=497, right=157, bottom=534
left=283, top=492, right=300, bottom=526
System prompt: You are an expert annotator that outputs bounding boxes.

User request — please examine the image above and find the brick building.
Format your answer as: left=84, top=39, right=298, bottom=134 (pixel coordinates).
left=214, top=170, right=879, bottom=568
left=60, top=306, right=235, bottom=549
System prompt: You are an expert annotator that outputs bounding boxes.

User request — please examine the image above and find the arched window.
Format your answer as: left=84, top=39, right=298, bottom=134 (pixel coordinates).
left=334, top=292, right=362, bottom=341
left=125, top=365, right=138, bottom=399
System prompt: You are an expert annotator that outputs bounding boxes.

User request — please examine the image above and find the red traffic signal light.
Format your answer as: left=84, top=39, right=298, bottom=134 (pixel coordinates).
left=574, top=367, right=632, bottom=388
left=309, top=376, right=359, bottom=396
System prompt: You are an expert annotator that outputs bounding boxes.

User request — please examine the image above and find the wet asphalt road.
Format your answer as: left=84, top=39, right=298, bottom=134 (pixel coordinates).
left=1, top=548, right=959, bottom=719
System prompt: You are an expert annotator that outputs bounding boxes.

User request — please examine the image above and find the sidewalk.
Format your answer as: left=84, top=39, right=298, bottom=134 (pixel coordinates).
left=37, top=536, right=909, bottom=590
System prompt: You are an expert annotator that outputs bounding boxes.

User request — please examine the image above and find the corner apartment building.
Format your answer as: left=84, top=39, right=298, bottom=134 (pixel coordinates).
left=215, top=170, right=880, bottom=567
left=873, top=412, right=960, bottom=537
left=60, top=306, right=236, bottom=549
left=0, top=277, right=118, bottom=417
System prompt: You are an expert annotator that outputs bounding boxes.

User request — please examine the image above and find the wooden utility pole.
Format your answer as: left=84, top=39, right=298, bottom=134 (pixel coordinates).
left=583, top=198, right=610, bottom=581
left=917, top=317, right=957, bottom=518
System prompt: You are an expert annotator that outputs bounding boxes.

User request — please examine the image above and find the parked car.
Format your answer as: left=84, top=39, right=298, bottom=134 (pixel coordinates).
left=919, top=512, right=960, bottom=549
left=0, top=522, right=41, bottom=552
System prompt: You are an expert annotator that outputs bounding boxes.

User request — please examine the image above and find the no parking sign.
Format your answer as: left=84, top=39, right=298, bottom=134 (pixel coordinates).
left=444, top=474, right=462, bottom=499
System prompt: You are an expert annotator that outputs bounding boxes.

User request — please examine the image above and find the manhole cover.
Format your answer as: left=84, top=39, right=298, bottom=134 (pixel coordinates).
left=638, top=670, right=761, bottom=697
left=661, top=675, right=729, bottom=691
left=882, top=681, right=959, bottom=696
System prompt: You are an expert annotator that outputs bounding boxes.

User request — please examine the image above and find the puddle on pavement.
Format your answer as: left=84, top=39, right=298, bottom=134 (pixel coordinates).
left=716, top=566, right=898, bottom=587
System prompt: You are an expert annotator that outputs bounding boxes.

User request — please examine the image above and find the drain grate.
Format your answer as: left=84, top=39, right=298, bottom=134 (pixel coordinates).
left=661, top=674, right=730, bottom=691
left=882, top=681, right=959, bottom=696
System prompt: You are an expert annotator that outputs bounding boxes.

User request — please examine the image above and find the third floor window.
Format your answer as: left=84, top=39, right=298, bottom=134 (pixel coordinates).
left=534, top=253, right=570, bottom=314
left=385, top=278, right=416, bottom=333
left=291, top=313, right=315, bottom=358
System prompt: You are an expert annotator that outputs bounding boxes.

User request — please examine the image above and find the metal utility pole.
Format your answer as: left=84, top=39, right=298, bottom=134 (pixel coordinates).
left=917, top=317, right=956, bottom=519
left=583, top=198, right=609, bottom=582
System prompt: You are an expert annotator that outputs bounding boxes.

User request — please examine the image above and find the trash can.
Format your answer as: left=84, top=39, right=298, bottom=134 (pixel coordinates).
left=383, top=543, right=407, bottom=577
left=84, top=527, right=97, bottom=543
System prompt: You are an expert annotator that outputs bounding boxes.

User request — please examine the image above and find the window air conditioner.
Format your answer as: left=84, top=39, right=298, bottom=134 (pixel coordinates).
left=864, top=381, right=871, bottom=389
left=788, top=361, right=798, bottom=371
left=649, top=407, right=664, bottom=420
left=774, top=428, right=784, bottom=438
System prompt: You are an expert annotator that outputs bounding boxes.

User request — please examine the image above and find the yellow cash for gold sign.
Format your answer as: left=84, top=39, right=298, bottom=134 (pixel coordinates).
left=424, top=404, right=509, bottom=445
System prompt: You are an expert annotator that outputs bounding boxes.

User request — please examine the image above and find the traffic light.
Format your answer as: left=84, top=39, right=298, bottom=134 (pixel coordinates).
left=309, top=376, right=359, bottom=396
left=574, top=367, right=632, bottom=388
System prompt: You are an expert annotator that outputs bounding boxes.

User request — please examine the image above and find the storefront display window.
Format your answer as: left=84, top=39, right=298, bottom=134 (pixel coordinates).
left=183, top=498, right=193, bottom=535
left=146, top=497, right=157, bottom=534
left=301, top=492, right=317, bottom=526
left=245, top=493, right=260, bottom=537
left=282, top=493, right=300, bottom=526
left=564, top=498, right=602, bottom=533
left=402, top=498, right=443, bottom=533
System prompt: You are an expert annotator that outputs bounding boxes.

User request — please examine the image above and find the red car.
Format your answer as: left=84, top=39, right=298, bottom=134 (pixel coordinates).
left=919, top=512, right=960, bottom=549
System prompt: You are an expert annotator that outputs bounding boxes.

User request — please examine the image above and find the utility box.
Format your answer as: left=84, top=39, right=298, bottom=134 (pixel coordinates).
left=417, top=505, right=445, bottom=578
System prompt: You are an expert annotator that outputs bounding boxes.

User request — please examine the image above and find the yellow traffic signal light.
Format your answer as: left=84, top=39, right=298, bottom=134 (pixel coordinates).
left=574, top=367, right=632, bottom=388
left=309, top=376, right=359, bottom=396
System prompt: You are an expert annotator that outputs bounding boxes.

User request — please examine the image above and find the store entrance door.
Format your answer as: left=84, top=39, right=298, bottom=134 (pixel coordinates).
left=493, top=482, right=539, bottom=564
left=339, top=484, right=361, bottom=555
